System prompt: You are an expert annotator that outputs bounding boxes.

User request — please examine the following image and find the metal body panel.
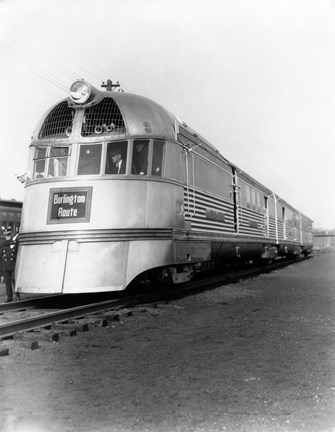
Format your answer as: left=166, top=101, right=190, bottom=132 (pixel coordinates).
left=63, top=241, right=128, bottom=292
left=16, top=241, right=67, bottom=293
left=16, top=238, right=176, bottom=293
left=20, top=179, right=184, bottom=233
left=174, top=241, right=211, bottom=263
left=211, top=236, right=268, bottom=259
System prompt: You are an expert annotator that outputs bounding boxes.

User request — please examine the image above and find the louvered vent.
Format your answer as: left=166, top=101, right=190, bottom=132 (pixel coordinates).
left=81, top=98, right=126, bottom=137
left=39, top=101, right=74, bottom=139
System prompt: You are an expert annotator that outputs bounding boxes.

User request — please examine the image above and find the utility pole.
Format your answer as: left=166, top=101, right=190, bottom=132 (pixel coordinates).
left=101, top=79, right=120, bottom=91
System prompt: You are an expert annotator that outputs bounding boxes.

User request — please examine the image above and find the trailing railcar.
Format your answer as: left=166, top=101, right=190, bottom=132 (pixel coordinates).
left=15, top=80, right=313, bottom=294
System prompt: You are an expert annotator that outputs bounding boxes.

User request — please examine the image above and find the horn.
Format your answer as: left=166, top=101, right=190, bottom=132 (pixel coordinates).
left=104, top=123, right=115, bottom=132
left=94, top=125, right=103, bottom=134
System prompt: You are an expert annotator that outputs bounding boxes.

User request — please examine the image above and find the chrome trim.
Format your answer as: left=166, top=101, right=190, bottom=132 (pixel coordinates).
left=18, top=228, right=174, bottom=245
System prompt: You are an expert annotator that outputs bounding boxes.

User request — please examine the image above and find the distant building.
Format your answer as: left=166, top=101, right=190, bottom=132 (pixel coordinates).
left=0, top=199, right=22, bottom=239
left=313, top=230, right=335, bottom=249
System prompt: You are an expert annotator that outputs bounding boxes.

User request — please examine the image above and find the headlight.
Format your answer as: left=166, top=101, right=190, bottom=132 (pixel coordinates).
left=70, top=80, right=91, bottom=104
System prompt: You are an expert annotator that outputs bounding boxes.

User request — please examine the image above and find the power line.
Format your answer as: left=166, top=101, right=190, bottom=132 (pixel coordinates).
left=0, top=60, right=62, bottom=100
left=0, top=45, right=69, bottom=93
left=0, top=21, right=133, bottom=97
left=8, top=21, right=131, bottom=91
left=2, top=23, right=79, bottom=83
left=2, top=21, right=107, bottom=87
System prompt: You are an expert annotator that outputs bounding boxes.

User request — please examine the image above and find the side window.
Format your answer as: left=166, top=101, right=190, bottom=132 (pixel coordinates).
left=33, top=147, right=47, bottom=179
left=105, top=141, right=128, bottom=174
left=256, top=191, right=261, bottom=211
left=77, top=144, right=102, bottom=175
left=251, top=188, right=256, bottom=210
left=246, top=185, right=251, bottom=208
left=264, top=196, right=268, bottom=210
left=282, top=206, right=286, bottom=222
left=132, top=140, right=149, bottom=175
left=48, top=147, right=70, bottom=177
left=152, top=140, right=164, bottom=176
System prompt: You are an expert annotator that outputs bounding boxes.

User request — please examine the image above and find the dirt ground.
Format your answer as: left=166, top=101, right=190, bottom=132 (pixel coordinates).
left=0, top=252, right=335, bottom=432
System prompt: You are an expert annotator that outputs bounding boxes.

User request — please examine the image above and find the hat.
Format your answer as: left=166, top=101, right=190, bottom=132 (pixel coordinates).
left=110, top=148, right=121, bottom=156
left=2, top=226, right=12, bottom=235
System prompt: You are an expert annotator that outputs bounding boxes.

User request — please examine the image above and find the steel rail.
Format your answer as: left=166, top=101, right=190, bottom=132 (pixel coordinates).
left=0, top=255, right=310, bottom=340
left=0, top=295, right=63, bottom=313
left=0, top=295, right=143, bottom=339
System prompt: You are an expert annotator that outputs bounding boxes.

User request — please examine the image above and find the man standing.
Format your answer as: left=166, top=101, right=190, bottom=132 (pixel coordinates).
left=0, top=227, right=19, bottom=302
left=132, top=141, right=148, bottom=175
left=109, top=148, right=126, bottom=174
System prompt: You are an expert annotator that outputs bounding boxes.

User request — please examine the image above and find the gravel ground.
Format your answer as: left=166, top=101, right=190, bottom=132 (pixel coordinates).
left=1, top=252, right=335, bottom=432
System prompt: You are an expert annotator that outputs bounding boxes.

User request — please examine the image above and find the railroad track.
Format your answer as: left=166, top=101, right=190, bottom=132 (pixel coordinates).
left=0, top=293, right=146, bottom=340
left=0, top=255, right=311, bottom=347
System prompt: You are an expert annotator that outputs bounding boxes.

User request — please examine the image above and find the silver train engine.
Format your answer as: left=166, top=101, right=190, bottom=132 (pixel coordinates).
left=15, top=80, right=313, bottom=294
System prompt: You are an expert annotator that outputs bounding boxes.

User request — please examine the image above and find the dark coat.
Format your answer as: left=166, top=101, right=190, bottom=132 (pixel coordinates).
left=0, top=238, right=18, bottom=271
left=133, top=149, right=148, bottom=174
left=109, top=159, right=126, bottom=174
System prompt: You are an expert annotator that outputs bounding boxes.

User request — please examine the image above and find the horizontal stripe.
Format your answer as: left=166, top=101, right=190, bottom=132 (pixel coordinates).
left=18, top=228, right=174, bottom=244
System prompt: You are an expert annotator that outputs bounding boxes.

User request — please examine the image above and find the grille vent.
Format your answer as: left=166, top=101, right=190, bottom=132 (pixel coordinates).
left=39, top=101, right=74, bottom=139
left=81, top=98, right=126, bottom=137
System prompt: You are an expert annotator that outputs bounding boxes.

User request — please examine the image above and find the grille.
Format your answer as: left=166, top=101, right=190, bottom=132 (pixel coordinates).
left=81, top=98, right=126, bottom=137
left=39, top=101, right=74, bottom=139
left=238, top=206, right=266, bottom=237
left=184, top=188, right=235, bottom=234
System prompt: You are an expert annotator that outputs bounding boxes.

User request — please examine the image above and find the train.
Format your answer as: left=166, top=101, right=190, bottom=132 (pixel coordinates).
left=14, top=79, right=313, bottom=294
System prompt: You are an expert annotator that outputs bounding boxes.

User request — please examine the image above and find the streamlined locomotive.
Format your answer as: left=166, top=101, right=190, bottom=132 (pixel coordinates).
left=15, top=80, right=313, bottom=294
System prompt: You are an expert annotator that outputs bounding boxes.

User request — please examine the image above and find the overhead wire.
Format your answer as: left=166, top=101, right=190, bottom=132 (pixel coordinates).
left=8, top=21, right=133, bottom=92
left=0, top=21, right=133, bottom=97
left=0, top=59, right=62, bottom=100
left=0, top=26, right=73, bottom=92
left=0, top=44, right=68, bottom=93
left=0, top=45, right=69, bottom=93
left=1, top=23, right=79, bottom=83
left=3, top=21, right=111, bottom=88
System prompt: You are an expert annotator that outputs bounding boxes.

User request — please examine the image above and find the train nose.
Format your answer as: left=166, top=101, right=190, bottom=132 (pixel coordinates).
left=16, top=240, right=128, bottom=293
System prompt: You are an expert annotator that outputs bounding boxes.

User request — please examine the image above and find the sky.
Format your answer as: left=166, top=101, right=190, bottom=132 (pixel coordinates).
left=0, top=0, right=334, bottom=229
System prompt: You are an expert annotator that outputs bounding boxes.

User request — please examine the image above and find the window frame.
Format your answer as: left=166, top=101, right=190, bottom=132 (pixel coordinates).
left=104, top=140, right=129, bottom=175
left=151, top=139, right=165, bottom=177
left=33, top=145, right=71, bottom=179
left=102, top=139, right=166, bottom=177
left=77, top=143, right=103, bottom=176
left=131, top=139, right=150, bottom=175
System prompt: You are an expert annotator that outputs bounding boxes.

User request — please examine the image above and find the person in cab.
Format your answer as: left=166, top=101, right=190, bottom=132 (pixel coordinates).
left=132, top=141, right=148, bottom=175
left=109, top=148, right=126, bottom=174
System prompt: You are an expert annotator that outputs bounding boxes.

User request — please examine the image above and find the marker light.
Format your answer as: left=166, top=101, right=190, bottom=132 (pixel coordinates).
left=70, top=80, right=91, bottom=104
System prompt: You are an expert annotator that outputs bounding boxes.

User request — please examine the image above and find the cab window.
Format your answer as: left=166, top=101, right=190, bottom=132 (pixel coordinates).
left=33, top=146, right=70, bottom=179
left=48, top=147, right=69, bottom=177
left=105, top=141, right=128, bottom=174
left=77, top=144, right=102, bottom=175
left=131, top=140, right=149, bottom=175
left=152, top=140, right=164, bottom=176
left=33, top=147, right=47, bottom=179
